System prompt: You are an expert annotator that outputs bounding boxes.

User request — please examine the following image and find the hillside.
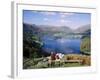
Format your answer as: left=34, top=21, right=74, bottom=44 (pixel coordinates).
left=74, top=24, right=90, bottom=33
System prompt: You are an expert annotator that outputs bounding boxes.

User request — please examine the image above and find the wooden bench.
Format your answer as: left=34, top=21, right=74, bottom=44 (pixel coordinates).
left=63, top=60, right=83, bottom=64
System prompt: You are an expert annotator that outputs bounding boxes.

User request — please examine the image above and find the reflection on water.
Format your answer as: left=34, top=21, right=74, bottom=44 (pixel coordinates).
left=41, top=35, right=81, bottom=54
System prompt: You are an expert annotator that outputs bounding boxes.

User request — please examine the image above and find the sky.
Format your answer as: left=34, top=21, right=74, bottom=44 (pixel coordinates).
left=23, top=10, right=91, bottom=29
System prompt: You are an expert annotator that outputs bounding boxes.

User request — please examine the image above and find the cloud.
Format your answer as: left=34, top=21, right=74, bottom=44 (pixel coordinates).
left=60, top=12, right=74, bottom=15
left=43, top=18, right=49, bottom=21
left=31, top=11, right=39, bottom=13
left=60, top=19, right=71, bottom=23
left=60, top=14, right=66, bottom=18
left=60, top=12, right=75, bottom=18
left=31, top=11, right=75, bottom=17
left=40, top=12, right=56, bottom=16
left=60, top=19, right=66, bottom=23
left=31, top=11, right=56, bottom=15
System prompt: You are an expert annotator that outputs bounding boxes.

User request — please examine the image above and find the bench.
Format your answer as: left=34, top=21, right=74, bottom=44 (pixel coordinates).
left=63, top=60, right=83, bottom=64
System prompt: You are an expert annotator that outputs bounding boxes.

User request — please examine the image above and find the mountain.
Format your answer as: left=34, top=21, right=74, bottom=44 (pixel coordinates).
left=74, top=24, right=90, bottom=33
left=23, top=23, right=91, bottom=37
left=35, top=25, right=73, bottom=33
left=23, top=23, right=73, bottom=35
left=23, top=23, right=42, bottom=34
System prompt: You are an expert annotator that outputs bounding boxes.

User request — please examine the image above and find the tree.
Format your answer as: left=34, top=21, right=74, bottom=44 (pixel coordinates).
left=80, top=37, right=91, bottom=55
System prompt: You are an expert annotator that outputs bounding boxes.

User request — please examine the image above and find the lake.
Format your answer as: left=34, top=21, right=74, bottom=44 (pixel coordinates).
left=41, top=35, right=81, bottom=54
